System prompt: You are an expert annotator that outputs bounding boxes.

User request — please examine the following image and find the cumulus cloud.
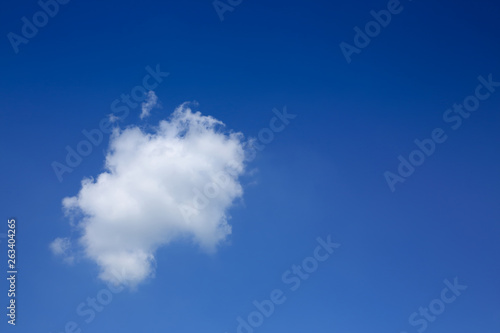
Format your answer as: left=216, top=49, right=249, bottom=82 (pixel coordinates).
left=140, top=91, right=159, bottom=119
left=50, top=237, right=74, bottom=264
left=56, top=103, right=248, bottom=287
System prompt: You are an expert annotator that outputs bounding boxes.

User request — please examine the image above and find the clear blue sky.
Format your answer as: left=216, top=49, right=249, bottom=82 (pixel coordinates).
left=1, top=0, right=500, bottom=332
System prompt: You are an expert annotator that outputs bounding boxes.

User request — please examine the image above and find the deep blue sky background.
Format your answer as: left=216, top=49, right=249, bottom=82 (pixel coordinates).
left=1, top=0, right=500, bottom=332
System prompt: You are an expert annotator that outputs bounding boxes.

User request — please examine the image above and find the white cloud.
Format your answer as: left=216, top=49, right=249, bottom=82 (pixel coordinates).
left=108, top=113, right=120, bottom=123
left=140, top=91, right=159, bottom=119
left=50, top=237, right=74, bottom=264
left=56, top=103, right=248, bottom=287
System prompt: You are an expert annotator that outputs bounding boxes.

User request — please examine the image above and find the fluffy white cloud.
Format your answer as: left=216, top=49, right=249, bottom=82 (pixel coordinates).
left=140, top=91, right=159, bottom=119
left=58, top=103, right=248, bottom=287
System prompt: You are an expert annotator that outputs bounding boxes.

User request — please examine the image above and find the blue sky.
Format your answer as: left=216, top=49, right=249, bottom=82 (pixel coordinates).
left=1, top=0, right=500, bottom=332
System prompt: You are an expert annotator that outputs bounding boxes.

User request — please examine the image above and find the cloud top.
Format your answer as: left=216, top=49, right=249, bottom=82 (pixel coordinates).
left=140, top=91, right=159, bottom=119
left=59, top=103, right=247, bottom=287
